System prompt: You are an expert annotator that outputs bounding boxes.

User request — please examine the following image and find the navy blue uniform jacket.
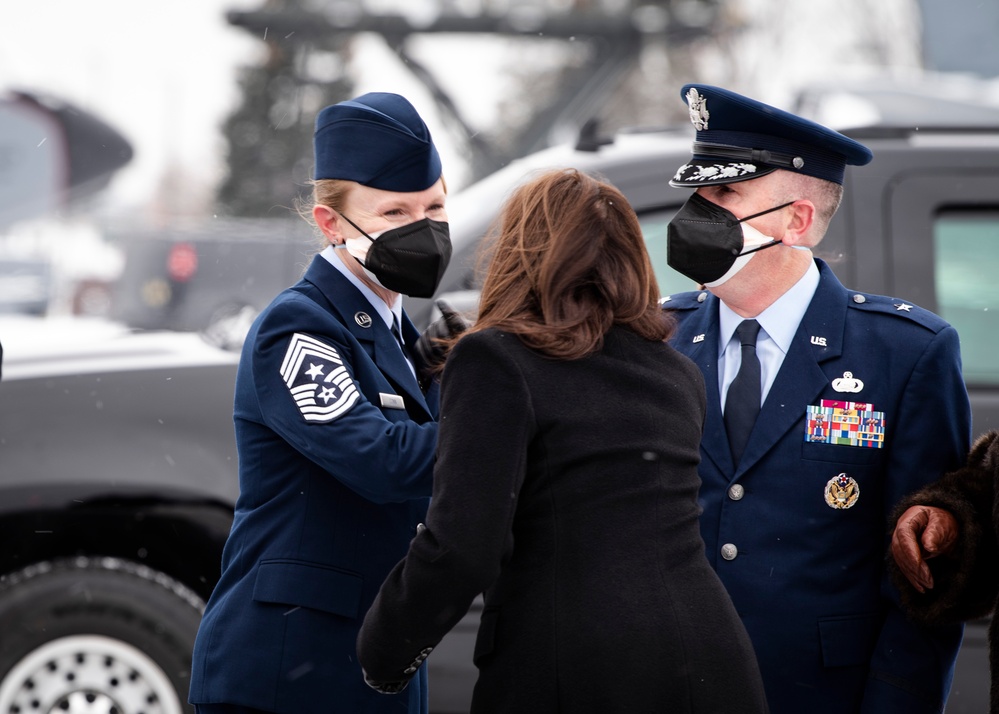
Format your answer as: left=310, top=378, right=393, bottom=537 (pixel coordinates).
left=189, top=255, right=438, bottom=714
left=666, top=259, right=971, bottom=714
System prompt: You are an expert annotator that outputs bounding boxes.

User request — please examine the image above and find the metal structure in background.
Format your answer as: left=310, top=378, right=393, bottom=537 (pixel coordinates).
left=0, top=91, right=132, bottom=315
left=0, top=91, right=132, bottom=230
left=225, top=0, right=722, bottom=182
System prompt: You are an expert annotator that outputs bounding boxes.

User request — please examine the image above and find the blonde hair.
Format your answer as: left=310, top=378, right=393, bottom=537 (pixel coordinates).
left=301, top=177, right=448, bottom=245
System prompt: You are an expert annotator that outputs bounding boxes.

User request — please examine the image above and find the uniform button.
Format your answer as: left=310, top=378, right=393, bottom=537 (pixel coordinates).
left=416, top=523, right=426, bottom=534
left=852, top=294, right=866, bottom=304
left=697, top=292, right=708, bottom=303
left=728, top=484, right=745, bottom=501
left=721, top=543, right=738, bottom=560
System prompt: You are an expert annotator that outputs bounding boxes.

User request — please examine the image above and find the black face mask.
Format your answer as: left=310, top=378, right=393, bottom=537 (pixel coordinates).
left=667, top=193, right=793, bottom=286
left=339, top=215, right=452, bottom=298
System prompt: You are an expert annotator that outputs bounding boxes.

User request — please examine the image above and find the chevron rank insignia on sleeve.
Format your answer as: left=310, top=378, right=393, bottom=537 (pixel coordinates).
left=280, top=333, right=360, bottom=422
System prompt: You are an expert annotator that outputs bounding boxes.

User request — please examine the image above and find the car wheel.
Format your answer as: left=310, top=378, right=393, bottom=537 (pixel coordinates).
left=0, top=557, right=205, bottom=714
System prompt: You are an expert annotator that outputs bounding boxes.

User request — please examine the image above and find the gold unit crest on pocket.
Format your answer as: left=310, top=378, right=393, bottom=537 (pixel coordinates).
left=825, top=473, right=860, bottom=509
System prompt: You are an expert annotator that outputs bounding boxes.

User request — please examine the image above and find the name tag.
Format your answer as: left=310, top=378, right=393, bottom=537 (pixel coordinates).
left=379, top=393, right=406, bottom=410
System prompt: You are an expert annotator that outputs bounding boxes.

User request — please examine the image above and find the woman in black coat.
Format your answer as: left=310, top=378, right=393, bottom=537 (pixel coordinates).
left=358, top=168, right=769, bottom=713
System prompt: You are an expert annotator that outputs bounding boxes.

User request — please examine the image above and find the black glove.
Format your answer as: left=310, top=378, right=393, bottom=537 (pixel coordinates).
left=413, top=299, right=469, bottom=387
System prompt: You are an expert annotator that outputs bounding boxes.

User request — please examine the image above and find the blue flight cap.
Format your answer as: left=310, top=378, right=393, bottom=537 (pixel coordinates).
left=670, top=83, right=873, bottom=188
left=313, top=92, right=442, bottom=192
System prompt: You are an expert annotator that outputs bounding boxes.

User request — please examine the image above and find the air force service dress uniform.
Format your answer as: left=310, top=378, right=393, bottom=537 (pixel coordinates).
left=189, top=93, right=443, bottom=714
left=664, top=85, right=972, bottom=714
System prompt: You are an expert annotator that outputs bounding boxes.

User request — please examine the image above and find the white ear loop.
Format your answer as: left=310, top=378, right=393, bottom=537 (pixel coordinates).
left=703, top=223, right=780, bottom=288
left=333, top=224, right=390, bottom=290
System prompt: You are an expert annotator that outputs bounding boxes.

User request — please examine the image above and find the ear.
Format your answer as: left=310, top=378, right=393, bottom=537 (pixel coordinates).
left=313, top=204, right=341, bottom=244
left=780, top=200, right=816, bottom=248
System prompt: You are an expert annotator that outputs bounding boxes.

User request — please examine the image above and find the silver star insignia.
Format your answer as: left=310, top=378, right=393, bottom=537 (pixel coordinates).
left=894, top=303, right=913, bottom=312
left=319, top=386, right=337, bottom=403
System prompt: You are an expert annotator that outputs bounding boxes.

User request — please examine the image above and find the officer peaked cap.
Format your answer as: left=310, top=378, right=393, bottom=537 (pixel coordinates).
left=670, top=83, right=873, bottom=188
left=314, top=92, right=442, bottom=192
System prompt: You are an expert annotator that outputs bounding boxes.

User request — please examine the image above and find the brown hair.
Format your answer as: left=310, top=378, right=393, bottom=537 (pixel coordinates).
left=466, top=168, right=673, bottom=359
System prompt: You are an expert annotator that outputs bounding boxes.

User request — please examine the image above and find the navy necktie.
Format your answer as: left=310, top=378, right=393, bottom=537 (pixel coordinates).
left=392, top=314, right=416, bottom=370
left=391, top=314, right=406, bottom=351
left=724, top=319, right=762, bottom=464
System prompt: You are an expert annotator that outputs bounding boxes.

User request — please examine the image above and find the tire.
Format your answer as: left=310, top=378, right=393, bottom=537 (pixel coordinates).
left=0, top=557, right=205, bottom=714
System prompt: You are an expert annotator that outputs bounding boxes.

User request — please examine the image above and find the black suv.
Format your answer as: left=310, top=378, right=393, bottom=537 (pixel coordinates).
left=1, top=124, right=996, bottom=713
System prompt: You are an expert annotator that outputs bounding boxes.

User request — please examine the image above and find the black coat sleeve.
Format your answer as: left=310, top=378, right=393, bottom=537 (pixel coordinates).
left=357, top=331, right=533, bottom=685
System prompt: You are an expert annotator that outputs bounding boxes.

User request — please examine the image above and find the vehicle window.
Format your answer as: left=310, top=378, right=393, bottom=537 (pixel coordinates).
left=933, top=211, right=999, bottom=386
left=638, top=208, right=701, bottom=297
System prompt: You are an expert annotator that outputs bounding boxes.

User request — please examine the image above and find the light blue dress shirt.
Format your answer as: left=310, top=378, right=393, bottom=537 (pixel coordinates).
left=718, top=260, right=820, bottom=411
left=322, top=245, right=415, bottom=376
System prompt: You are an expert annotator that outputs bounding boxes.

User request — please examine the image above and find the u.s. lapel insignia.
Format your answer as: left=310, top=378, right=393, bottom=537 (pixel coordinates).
left=810, top=335, right=827, bottom=347
left=354, top=311, right=372, bottom=328
left=692, top=334, right=705, bottom=343
left=825, top=473, right=859, bottom=509
left=832, top=371, right=864, bottom=393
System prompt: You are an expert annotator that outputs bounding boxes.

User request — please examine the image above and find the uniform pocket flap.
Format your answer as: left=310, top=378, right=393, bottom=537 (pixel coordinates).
left=253, top=559, right=363, bottom=618
left=802, top=440, right=885, bottom=465
left=817, top=612, right=880, bottom=667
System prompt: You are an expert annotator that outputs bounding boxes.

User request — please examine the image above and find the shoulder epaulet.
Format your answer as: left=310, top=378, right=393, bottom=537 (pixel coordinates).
left=660, top=290, right=711, bottom=312
left=846, top=292, right=950, bottom=333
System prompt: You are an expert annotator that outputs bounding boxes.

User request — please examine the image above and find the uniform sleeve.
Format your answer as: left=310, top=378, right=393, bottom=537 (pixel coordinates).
left=862, top=324, right=972, bottom=713
left=357, top=331, right=533, bottom=684
left=247, top=295, right=438, bottom=504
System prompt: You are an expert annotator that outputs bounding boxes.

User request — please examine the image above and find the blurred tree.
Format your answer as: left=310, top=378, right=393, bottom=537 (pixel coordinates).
left=224, top=0, right=728, bottom=188
left=216, top=0, right=354, bottom=217
left=486, top=0, right=728, bottom=155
